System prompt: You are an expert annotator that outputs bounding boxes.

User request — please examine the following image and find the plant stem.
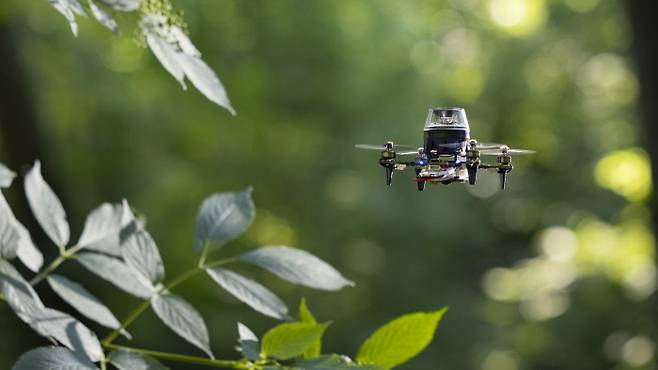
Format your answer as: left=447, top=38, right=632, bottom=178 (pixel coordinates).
left=103, top=343, right=251, bottom=369
left=29, top=244, right=83, bottom=286
left=103, top=257, right=235, bottom=345
left=29, top=254, right=66, bottom=285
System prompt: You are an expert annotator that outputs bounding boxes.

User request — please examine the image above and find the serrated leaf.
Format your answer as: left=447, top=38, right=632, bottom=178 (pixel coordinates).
left=261, top=322, right=330, bottom=360
left=0, top=163, right=16, bottom=188
left=4, top=278, right=103, bottom=362
left=295, top=355, right=383, bottom=370
left=237, top=322, right=260, bottom=361
left=15, top=220, right=44, bottom=272
left=11, top=346, right=97, bottom=370
left=77, top=252, right=154, bottom=298
left=206, top=267, right=288, bottom=320
left=88, top=0, right=119, bottom=34
left=299, top=298, right=321, bottom=358
left=356, top=308, right=447, bottom=370
left=47, top=274, right=125, bottom=335
left=0, top=193, right=20, bottom=259
left=193, top=188, right=255, bottom=253
left=151, top=293, right=214, bottom=358
left=240, top=246, right=354, bottom=291
left=97, top=0, right=138, bottom=11
left=78, top=202, right=128, bottom=256
left=121, top=229, right=164, bottom=286
left=109, top=350, right=169, bottom=370
left=24, top=161, right=70, bottom=248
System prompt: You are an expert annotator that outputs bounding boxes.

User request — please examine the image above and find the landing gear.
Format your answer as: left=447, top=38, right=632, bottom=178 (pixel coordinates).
left=417, top=180, right=425, bottom=191
left=467, top=164, right=477, bottom=185
left=385, top=165, right=393, bottom=186
left=498, top=170, right=508, bottom=190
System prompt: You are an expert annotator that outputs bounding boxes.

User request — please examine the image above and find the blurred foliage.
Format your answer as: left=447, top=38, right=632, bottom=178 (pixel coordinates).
left=0, top=0, right=654, bottom=369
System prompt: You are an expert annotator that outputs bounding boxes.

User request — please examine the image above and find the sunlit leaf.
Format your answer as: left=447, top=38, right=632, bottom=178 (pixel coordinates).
left=299, top=298, right=321, bottom=358
left=237, top=322, right=260, bottom=361
left=47, top=0, right=87, bottom=36
left=151, top=293, right=214, bottom=358
left=14, top=220, right=44, bottom=272
left=77, top=252, right=154, bottom=298
left=356, top=308, right=447, bottom=370
left=4, top=279, right=103, bottom=363
left=47, top=274, right=126, bottom=336
left=77, top=202, right=128, bottom=256
left=175, top=53, right=236, bottom=115
left=140, top=15, right=236, bottom=114
left=97, top=0, right=138, bottom=11
left=11, top=346, right=97, bottom=370
left=240, top=246, right=355, bottom=291
left=121, top=229, right=164, bottom=286
left=0, top=258, right=44, bottom=306
left=206, top=267, right=288, bottom=319
left=109, top=350, right=169, bottom=370
left=193, top=188, right=255, bottom=253
left=261, top=322, right=330, bottom=360
left=24, top=161, right=70, bottom=248
left=0, top=193, right=20, bottom=259
left=0, top=163, right=16, bottom=188
left=145, top=31, right=186, bottom=89
left=88, top=0, right=119, bottom=34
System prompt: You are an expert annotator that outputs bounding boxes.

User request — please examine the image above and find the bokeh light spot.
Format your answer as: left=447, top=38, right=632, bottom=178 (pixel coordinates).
left=482, top=350, right=519, bottom=370
left=489, top=0, right=546, bottom=36
left=594, top=148, right=652, bottom=202
left=622, top=336, right=655, bottom=367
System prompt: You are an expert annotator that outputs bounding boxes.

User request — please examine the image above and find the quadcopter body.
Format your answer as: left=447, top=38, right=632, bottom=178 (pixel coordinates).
left=355, top=107, right=534, bottom=191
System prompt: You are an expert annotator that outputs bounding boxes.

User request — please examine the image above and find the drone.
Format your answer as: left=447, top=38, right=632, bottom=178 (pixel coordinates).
left=355, top=107, right=535, bottom=191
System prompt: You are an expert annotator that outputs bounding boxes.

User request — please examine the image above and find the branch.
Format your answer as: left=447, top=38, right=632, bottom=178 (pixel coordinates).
left=103, top=257, right=234, bottom=345
left=103, top=343, right=251, bottom=369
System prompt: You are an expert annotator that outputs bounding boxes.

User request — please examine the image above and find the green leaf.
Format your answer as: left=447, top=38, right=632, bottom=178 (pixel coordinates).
left=299, top=298, right=321, bottom=358
left=236, top=322, right=260, bottom=361
left=240, top=246, right=354, bottom=291
left=109, top=350, right=169, bottom=370
left=47, top=274, right=128, bottom=337
left=121, top=229, right=164, bottom=287
left=261, top=322, right=330, bottom=360
left=0, top=163, right=16, bottom=188
left=356, top=308, right=447, bottom=370
left=0, top=193, right=20, bottom=259
left=206, top=267, right=288, bottom=319
left=77, top=252, right=154, bottom=298
left=151, top=293, right=214, bottom=359
left=193, top=188, right=254, bottom=253
left=11, top=346, right=97, bottom=370
left=24, top=161, right=70, bottom=248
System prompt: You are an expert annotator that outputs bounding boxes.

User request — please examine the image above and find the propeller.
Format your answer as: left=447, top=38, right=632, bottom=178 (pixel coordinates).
left=397, top=150, right=421, bottom=156
left=354, top=143, right=417, bottom=151
left=480, top=147, right=535, bottom=156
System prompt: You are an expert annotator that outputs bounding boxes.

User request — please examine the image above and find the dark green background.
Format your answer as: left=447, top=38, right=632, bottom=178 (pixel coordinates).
left=0, top=0, right=654, bottom=369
